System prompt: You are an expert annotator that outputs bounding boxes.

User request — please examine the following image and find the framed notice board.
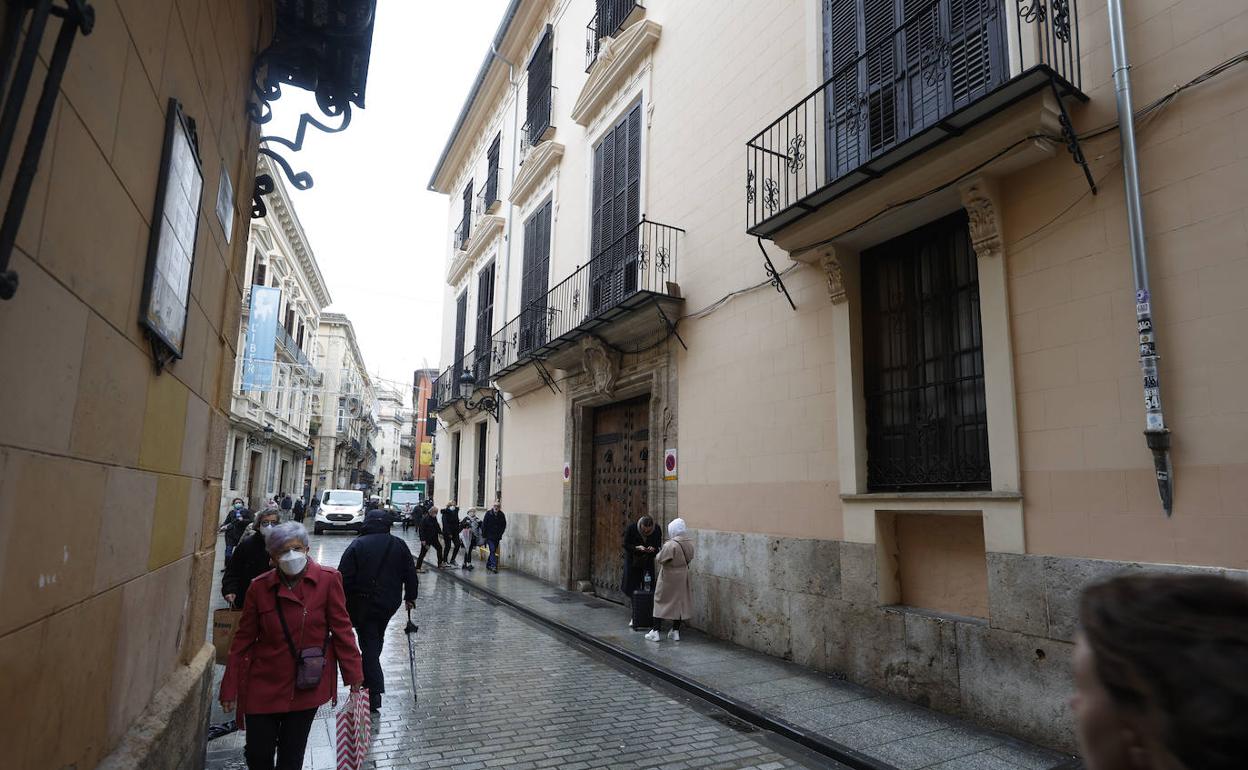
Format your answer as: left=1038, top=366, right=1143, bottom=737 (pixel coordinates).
left=140, top=98, right=204, bottom=367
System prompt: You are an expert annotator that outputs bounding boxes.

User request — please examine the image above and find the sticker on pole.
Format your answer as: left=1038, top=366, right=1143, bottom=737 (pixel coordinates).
left=562, top=462, right=571, bottom=485
left=664, top=449, right=678, bottom=481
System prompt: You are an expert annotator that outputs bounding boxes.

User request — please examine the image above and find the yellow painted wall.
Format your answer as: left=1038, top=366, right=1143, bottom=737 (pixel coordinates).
left=0, top=1, right=264, bottom=766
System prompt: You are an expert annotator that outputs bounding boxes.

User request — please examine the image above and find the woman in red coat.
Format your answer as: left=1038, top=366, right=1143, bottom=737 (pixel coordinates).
left=220, top=522, right=364, bottom=770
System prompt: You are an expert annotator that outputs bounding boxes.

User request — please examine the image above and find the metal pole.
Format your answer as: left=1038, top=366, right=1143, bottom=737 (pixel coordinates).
left=1107, top=0, right=1172, bottom=515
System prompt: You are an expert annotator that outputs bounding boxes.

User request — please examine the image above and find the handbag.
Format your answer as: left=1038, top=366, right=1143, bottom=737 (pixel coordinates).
left=336, top=687, right=372, bottom=770
left=274, top=584, right=328, bottom=690
left=211, top=607, right=243, bottom=665
left=345, top=538, right=395, bottom=626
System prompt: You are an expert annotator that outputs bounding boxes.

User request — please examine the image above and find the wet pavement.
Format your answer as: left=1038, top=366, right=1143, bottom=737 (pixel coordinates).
left=445, top=564, right=1077, bottom=770
left=206, top=528, right=835, bottom=770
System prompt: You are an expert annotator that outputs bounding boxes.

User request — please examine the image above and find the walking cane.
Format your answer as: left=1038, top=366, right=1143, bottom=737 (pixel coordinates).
left=404, top=607, right=419, bottom=704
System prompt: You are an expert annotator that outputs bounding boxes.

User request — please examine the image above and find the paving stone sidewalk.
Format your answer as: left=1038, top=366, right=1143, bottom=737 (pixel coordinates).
left=446, top=565, right=1079, bottom=770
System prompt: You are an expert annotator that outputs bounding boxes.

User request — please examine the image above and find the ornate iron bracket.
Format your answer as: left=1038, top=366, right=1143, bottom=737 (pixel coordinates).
left=1050, top=78, right=1097, bottom=195
left=655, top=303, right=687, bottom=351
left=756, top=237, right=797, bottom=311
left=0, top=0, right=94, bottom=300
left=534, top=358, right=563, bottom=396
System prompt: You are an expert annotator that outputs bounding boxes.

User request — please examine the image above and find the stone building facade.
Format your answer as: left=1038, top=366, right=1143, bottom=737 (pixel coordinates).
left=222, top=156, right=330, bottom=511
left=412, top=367, right=438, bottom=490
left=312, top=312, right=378, bottom=498
left=429, top=0, right=1248, bottom=751
left=374, top=386, right=412, bottom=487
left=0, top=2, right=284, bottom=767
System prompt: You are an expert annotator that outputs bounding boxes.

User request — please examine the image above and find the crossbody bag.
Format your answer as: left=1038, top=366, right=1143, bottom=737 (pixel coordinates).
left=274, top=583, right=328, bottom=691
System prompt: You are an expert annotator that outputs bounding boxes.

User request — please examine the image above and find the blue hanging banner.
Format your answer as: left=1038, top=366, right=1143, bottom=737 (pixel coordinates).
left=242, top=285, right=281, bottom=391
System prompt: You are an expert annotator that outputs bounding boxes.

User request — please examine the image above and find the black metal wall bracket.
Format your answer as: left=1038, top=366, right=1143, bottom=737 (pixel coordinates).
left=757, top=237, right=797, bottom=311
left=1050, top=78, right=1097, bottom=196
left=0, top=0, right=94, bottom=301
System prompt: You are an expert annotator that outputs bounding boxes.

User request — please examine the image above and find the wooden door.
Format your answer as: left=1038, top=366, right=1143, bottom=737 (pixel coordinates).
left=590, top=395, right=650, bottom=602
left=247, top=451, right=262, bottom=509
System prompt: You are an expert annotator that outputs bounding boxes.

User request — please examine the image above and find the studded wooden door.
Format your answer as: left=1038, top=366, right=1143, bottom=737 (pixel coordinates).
left=590, top=395, right=650, bottom=602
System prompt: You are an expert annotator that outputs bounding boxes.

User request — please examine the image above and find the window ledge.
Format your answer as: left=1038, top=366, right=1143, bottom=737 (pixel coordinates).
left=881, top=604, right=989, bottom=627
left=509, top=140, right=564, bottom=209
left=841, top=491, right=1022, bottom=502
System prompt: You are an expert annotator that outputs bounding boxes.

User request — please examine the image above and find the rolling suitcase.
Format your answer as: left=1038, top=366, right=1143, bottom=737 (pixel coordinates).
left=631, top=590, right=654, bottom=629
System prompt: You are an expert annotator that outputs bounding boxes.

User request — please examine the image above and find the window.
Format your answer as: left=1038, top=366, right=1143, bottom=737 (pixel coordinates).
left=252, top=260, right=266, bottom=287
left=861, top=210, right=989, bottom=491
left=484, top=132, right=501, bottom=207
left=461, top=180, right=474, bottom=244
left=475, top=421, right=488, bottom=507
left=518, top=200, right=553, bottom=355
left=453, top=291, right=468, bottom=389
left=229, top=436, right=243, bottom=489
left=451, top=431, right=462, bottom=502
left=525, top=26, right=553, bottom=144
left=474, top=262, right=496, bottom=382
left=590, top=103, right=642, bottom=312
left=337, top=397, right=346, bottom=433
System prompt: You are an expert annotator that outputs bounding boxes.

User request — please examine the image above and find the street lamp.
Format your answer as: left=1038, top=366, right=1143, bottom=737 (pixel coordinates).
left=457, top=370, right=501, bottom=421
left=246, top=424, right=275, bottom=450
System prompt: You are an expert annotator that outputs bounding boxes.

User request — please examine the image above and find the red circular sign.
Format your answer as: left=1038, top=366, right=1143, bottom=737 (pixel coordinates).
left=665, top=453, right=676, bottom=472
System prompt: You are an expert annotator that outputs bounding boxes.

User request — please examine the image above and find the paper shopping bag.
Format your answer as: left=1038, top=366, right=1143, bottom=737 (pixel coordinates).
left=336, top=688, right=372, bottom=770
left=211, top=608, right=242, bottom=665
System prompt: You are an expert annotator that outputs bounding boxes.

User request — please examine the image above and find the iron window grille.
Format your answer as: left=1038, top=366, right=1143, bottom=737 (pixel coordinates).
left=585, top=0, right=645, bottom=71
left=861, top=210, right=990, bottom=491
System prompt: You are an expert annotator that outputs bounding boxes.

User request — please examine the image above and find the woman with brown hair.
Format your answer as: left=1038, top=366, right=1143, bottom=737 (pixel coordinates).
left=1072, top=572, right=1248, bottom=770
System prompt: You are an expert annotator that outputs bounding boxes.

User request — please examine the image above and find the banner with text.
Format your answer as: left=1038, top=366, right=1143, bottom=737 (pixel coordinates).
left=241, top=285, right=281, bottom=391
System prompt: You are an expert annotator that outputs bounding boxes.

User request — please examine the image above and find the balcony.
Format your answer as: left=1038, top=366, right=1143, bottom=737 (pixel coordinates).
left=745, top=0, right=1084, bottom=238
left=490, top=219, right=683, bottom=386
left=276, top=324, right=319, bottom=381
left=453, top=216, right=470, bottom=252
left=432, top=346, right=493, bottom=422
left=585, top=1, right=645, bottom=71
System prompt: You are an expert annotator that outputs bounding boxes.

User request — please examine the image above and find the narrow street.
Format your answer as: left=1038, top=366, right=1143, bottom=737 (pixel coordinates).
left=206, top=530, right=838, bottom=770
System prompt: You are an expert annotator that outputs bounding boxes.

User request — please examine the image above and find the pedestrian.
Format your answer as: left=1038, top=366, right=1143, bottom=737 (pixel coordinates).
left=309, top=493, right=320, bottom=517
left=292, top=496, right=305, bottom=523
left=338, top=509, right=419, bottom=714
left=220, top=498, right=253, bottom=563
left=482, top=502, right=507, bottom=573
left=221, top=508, right=282, bottom=609
left=621, top=515, right=661, bottom=597
left=281, top=493, right=293, bottom=515
left=440, top=500, right=462, bottom=566
left=458, top=514, right=478, bottom=571
left=219, top=522, right=364, bottom=770
left=1071, top=572, right=1248, bottom=770
left=415, top=505, right=443, bottom=573
left=645, top=518, right=694, bottom=642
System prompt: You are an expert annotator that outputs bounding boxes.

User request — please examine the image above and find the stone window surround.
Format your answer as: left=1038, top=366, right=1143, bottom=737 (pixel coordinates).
left=805, top=176, right=1024, bottom=608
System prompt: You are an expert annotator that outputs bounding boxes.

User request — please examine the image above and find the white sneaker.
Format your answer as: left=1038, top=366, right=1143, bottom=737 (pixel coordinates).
left=628, top=619, right=633, bottom=628
left=668, top=630, right=680, bottom=641
left=644, top=629, right=660, bottom=642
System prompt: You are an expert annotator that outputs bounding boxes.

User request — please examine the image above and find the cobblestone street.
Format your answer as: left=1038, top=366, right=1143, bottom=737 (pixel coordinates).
left=207, top=530, right=834, bottom=770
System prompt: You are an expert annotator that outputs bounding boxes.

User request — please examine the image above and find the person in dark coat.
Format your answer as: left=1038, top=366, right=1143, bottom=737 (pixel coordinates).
left=621, top=515, right=661, bottom=598
left=221, top=509, right=282, bottom=608
left=482, top=502, right=507, bottom=573
left=338, top=510, right=419, bottom=713
left=220, top=498, right=253, bottom=562
left=292, top=496, right=305, bottom=523
left=440, top=501, right=462, bottom=566
left=414, top=506, right=443, bottom=572
left=280, top=494, right=293, bottom=515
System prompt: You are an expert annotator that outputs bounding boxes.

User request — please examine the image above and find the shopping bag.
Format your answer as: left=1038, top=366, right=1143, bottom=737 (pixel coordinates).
left=335, top=688, right=372, bottom=770
left=211, top=608, right=242, bottom=665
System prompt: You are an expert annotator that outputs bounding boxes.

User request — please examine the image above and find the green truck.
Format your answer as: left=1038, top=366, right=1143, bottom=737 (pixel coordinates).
left=387, top=480, right=426, bottom=514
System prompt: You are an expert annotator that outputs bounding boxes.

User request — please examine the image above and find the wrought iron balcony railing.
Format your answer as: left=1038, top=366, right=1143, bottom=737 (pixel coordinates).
left=490, top=218, right=682, bottom=374
left=453, top=216, right=470, bottom=251
left=432, top=346, right=492, bottom=412
left=585, top=1, right=645, bottom=71
left=745, top=0, right=1083, bottom=236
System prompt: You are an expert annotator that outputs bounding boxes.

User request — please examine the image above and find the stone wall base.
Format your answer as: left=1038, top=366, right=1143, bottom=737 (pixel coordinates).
left=96, top=643, right=214, bottom=770
left=496, top=523, right=1247, bottom=753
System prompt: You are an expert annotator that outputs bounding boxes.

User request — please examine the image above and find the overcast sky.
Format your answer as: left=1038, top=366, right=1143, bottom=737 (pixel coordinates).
left=263, top=0, right=510, bottom=404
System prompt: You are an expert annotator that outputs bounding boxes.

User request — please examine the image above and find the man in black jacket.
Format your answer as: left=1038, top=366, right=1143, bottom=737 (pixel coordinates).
left=440, top=501, right=461, bottom=566
left=339, top=510, right=419, bottom=713
left=482, top=502, right=507, bottom=573
left=221, top=508, right=281, bottom=608
left=415, top=506, right=443, bottom=572
left=621, top=515, right=662, bottom=598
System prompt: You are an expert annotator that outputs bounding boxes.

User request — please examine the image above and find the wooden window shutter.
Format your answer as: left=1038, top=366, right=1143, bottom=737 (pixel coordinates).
left=526, top=26, right=554, bottom=143
left=485, top=133, right=501, bottom=205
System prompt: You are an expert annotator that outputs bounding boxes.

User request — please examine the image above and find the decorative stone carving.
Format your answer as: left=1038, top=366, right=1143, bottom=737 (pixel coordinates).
left=820, top=251, right=848, bottom=305
left=960, top=178, right=1004, bottom=259
left=581, top=336, right=619, bottom=396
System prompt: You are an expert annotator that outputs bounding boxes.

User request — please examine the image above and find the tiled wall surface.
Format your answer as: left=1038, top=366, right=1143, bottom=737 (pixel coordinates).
left=0, top=1, right=264, bottom=767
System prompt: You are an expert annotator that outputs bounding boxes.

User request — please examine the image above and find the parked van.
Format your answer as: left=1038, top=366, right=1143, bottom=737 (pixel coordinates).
left=314, top=489, right=365, bottom=534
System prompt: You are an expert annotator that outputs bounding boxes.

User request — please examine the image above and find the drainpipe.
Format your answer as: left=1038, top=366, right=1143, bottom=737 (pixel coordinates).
left=1107, top=0, right=1172, bottom=515
left=490, top=41, right=523, bottom=503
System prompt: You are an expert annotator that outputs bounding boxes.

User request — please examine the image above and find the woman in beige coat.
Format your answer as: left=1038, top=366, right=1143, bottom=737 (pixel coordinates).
left=645, top=518, right=694, bottom=642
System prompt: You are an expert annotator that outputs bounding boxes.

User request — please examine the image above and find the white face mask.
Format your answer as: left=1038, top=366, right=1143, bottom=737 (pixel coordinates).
left=278, top=550, right=307, bottom=576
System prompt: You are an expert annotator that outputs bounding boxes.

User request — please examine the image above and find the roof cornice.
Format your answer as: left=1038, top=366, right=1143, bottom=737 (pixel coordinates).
left=261, top=156, right=334, bottom=308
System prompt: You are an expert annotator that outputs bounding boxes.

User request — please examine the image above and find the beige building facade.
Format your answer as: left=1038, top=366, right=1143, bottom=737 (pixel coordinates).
left=430, top=0, right=1248, bottom=751
left=0, top=2, right=377, bottom=767
left=312, top=312, right=379, bottom=499
left=223, top=156, right=331, bottom=511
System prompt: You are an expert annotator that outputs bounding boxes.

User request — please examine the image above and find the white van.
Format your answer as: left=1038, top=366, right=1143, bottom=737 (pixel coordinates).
left=314, top=489, right=365, bottom=534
